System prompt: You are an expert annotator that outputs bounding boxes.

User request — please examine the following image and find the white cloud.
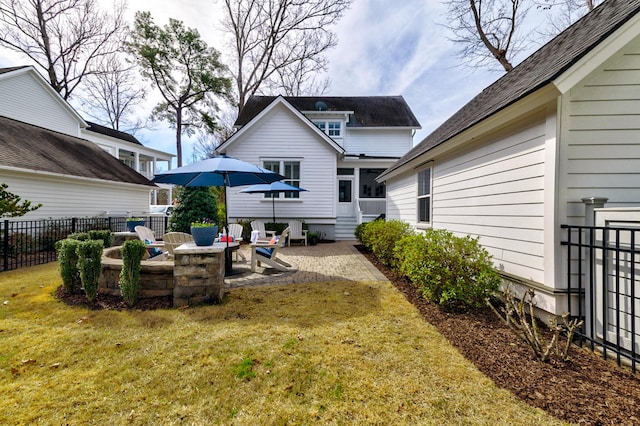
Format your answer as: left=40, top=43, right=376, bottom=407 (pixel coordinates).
left=1, top=0, right=542, bottom=161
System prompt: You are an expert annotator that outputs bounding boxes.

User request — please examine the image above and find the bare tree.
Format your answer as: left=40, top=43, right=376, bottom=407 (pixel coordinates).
left=127, top=12, right=232, bottom=167
left=535, top=0, right=603, bottom=39
left=77, top=54, right=147, bottom=133
left=0, top=0, right=127, bottom=100
left=219, top=0, right=352, bottom=111
left=444, top=0, right=530, bottom=72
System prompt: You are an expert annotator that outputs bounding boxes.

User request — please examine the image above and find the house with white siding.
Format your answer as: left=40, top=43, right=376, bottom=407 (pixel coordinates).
left=216, top=95, right=420, bottom=239
left=0, top=65, right=173, bottom=218
left=378, top=0, right=640, bottom=316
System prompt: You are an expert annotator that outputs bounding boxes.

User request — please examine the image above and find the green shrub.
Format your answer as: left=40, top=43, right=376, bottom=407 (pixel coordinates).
left=354, top=222, right=366, bottom=244
left=361, top=219, right=412, bottom=267
left=67, top=232, right=90, bottom=241
left=88, top=230, right=112, bottom=248
left=76, top=240, right=104, bottom=302
left=55, top=238, right=82, bottom=293
left=169, top=187, right=219, bottom=233
left=119, top=239, right=146, bottom=307
left=394, top=229, right=501, bottom=308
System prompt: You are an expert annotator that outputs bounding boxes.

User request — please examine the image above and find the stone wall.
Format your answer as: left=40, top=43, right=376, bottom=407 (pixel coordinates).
left=173, top=244, right=226, bottom=307
left=99, top=246, right=174, bottom=298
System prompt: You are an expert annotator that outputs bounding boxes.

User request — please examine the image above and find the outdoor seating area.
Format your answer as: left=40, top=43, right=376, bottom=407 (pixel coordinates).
left=250, top=227, right=295, bottom=272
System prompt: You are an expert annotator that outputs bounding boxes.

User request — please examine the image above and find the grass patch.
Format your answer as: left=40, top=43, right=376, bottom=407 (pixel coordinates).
left=0, top=263, right=566, bottom=425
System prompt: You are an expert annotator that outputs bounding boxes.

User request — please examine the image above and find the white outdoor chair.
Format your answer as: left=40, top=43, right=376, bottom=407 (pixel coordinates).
left=287, top=220, right=308, bottom=246
left=224, top=223, right=246, bottom=261
left=250, top=227, right=295, bottom=273
left=162, top=232, right=193, bottom=256
left=250, top=220, right=276, bottom=243
left=134, top=225, right=168, bottom=260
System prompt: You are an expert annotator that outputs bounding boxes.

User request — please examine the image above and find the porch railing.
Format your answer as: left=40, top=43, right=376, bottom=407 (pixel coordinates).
left=561, top=224, right=640, bottom=372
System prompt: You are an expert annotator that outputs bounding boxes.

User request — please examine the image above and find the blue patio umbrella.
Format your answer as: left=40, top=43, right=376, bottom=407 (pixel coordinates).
left=240, top=181, right=307, bottom=223
left=152, top=155, right=284, bottom=272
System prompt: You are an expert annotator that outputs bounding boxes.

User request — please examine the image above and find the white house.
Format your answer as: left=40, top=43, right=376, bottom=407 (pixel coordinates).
left=378, top=0, right=640, bottom=318
left=0, top=65, right=174, bottom=218
left=216, top=95, right=420, bottom=239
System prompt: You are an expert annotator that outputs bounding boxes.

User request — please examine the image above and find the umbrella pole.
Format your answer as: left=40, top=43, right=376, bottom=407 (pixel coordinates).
left=272, top=195, right=275, bottom=223
left=223, top=177, right=232, bottom=274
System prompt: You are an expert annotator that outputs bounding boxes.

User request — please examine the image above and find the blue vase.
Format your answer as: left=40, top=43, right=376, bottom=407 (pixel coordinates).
left=191, top=225, right=218, bottom=246
left=126, top=219, right=145, bottom=232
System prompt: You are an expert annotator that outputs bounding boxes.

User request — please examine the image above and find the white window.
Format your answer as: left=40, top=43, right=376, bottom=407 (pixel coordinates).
left=313, top=120, right=342, bottom=137
left=417, top=168, right=431, bottom=223
left=328, top=121, right=341, bottom=137
left=263, top=160, right=301, bottom=199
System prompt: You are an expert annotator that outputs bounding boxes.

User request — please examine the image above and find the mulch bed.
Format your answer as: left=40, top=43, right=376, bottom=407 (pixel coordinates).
left=357, top=247, right=640, bottom=425
left=55, top=286, right=172, bottom=311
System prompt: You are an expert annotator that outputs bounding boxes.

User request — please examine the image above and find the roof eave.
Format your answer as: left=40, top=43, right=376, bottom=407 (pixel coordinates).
left=378, top=84, right=560, bottom=182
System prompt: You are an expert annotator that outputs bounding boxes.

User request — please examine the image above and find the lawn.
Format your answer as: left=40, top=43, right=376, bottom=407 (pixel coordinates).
left=0, top=263, right=566, bottom=425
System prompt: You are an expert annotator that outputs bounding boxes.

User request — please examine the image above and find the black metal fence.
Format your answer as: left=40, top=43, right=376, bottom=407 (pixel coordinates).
left=1, top=216, right=169, bottom=272
left=561, top=224, right=640, bottom=372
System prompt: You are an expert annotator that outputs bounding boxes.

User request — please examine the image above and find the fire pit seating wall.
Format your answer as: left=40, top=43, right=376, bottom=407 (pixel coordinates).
left=99, top=243, right=226, bottom=307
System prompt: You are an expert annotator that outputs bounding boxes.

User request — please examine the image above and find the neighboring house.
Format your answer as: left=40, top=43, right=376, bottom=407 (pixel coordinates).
left=0, top=115, right=156, bottom=218
left=216, top=95, right=420, bottom=239
left=378, top=0, right=640, bottom=316
left=0, top=65, right=175, bottom=216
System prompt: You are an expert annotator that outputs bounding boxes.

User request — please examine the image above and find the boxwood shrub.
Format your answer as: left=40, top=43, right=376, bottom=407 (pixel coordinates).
left=360, top=219, right=412, bottom=267
left=394, top=229, right=501, bottom=308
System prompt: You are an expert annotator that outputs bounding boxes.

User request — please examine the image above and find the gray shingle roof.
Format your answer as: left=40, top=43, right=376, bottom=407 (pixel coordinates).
left=0, top=115, right=155, bottom=186
left=0, top=66, right=29, bottom=75
left=235, top=95, right=421, bottom=128
left=85, top=121, right=142, bottom=146
left=382, top=0, right=640, bottom=178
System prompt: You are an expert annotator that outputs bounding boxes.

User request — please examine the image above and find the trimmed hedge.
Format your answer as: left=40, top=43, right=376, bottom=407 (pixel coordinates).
left=394, top=229, right=500, bottom=308
left=360, top=219, right=412, bottom=267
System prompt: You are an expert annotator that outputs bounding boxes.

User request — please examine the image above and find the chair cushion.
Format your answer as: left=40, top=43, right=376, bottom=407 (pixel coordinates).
left=256, top=247, right=274, bottom=257
left=220, top=235, right=234, bottom=242
left=145, top=239, right=163, bottom=258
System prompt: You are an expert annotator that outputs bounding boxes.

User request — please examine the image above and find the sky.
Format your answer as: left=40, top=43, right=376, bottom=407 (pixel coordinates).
left=0, top=0, right=553, bottom=167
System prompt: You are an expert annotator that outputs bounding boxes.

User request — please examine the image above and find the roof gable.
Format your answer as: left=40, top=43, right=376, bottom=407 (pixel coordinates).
left=0, top=115, right=155, bottom=186
left=0, top=65, right=87, bottom=127
left=381, top=0, right=640, bottom=179
left=218, top=96, right=345, bottom=153
left=235, top=95, right=421, bottom=128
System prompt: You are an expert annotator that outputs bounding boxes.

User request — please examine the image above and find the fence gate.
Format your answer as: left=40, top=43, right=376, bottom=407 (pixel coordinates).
left=594, top=208, right=640, bottom=358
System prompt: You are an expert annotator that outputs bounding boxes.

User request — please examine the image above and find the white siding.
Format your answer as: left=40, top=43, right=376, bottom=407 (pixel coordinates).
left=224, top=104, right=338, bottom=223
left=1, top=170, right=151, bottom=219
left=344, top=129, right=413, bottom=157
left=562, top=34, right=640, bottom=224
left=431, top=118, right=548, bottom=283
left=385, top=170, right=419, bottom=226
left=0, top=71, right=80, bottom=136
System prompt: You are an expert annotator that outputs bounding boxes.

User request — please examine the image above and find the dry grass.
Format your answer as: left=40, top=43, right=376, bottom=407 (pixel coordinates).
left=0, top=263, right=567, bottom=425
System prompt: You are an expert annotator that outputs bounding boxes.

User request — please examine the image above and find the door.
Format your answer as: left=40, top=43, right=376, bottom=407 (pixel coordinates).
left=337, top=177, right=355, bottom=217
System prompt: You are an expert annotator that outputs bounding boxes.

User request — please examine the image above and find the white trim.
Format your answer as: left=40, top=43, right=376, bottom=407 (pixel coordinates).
left=377, top=84, right=560, bottom=182
left=218, top=96, right=344, bottom=154
left=554, top=12, right=640, bottom=94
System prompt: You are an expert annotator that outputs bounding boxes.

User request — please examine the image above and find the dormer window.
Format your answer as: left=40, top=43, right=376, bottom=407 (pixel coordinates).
left=313, top=120, right=342, bottom=137
left=328, top=122, right=341, bottom=137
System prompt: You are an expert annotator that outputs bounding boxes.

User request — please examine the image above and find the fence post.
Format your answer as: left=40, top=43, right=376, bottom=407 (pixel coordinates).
left=581, top=197, right=608, bottom=340
left=2, top=220, right=8, bottom=271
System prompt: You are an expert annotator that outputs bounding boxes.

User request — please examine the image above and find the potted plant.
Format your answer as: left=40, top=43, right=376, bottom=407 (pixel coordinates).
left=190, top=220, right=218, bottom=246
left=308, top=231, right=319, bottom=246
left=126, top=217, right=145, bottom=232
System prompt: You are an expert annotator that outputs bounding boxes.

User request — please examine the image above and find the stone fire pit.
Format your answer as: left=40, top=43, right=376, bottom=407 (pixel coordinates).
left=99, top=243, right=227, bottom=307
